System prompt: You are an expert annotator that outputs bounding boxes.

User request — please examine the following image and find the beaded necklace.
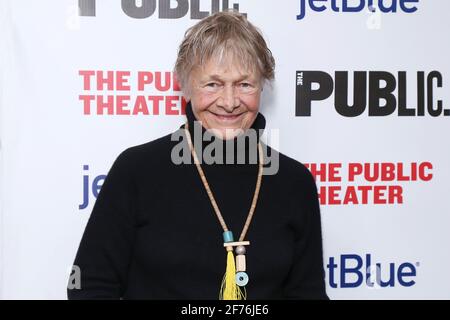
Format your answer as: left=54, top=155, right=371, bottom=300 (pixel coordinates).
left=184, top=124, right=264, bottom=300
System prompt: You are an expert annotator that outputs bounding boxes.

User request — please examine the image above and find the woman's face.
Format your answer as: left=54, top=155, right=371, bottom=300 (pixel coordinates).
left=185, top=55, right=262, bottom=140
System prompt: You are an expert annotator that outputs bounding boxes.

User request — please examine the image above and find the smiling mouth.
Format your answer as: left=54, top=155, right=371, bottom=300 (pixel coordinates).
left=210, top=111, right=245, bottom=122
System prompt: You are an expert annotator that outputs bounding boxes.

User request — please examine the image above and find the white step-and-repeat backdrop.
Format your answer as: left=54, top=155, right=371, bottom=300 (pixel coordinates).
left=1, top=0, right=449, bottom=299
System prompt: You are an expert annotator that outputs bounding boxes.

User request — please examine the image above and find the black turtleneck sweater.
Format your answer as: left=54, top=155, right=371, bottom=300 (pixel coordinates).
left=68, top=103, right=328, bottom=300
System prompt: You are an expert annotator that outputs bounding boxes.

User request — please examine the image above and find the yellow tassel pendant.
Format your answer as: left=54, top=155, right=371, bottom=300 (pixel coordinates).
left=219, top=250, right=246, bottom=300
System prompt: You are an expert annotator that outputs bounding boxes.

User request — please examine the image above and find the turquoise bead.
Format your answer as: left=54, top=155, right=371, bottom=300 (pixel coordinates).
left=223, top=231, right=234, bottom=243
left=235, top=272, right=249, bottom=286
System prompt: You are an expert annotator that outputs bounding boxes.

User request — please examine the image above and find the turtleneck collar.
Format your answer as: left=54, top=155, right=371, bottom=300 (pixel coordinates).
left=182, top=101, right=266, bottom=165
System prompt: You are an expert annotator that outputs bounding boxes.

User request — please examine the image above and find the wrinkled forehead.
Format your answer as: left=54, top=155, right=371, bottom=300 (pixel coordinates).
left=191, top=49, right=260, bottom=82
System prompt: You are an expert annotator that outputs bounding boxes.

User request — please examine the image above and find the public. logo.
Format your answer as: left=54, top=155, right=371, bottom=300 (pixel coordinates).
left=78, top=0, right=245, bottom=19
left=295, top=71, right=448, bottom=117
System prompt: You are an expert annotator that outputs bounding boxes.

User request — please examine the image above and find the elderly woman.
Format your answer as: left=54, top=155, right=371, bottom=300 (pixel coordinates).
left=68, top=11, right=327, bottom=300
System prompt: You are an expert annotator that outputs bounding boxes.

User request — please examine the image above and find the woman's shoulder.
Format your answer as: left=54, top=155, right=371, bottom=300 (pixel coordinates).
left=112, top=131, right=181, bottom=172
left=266, top=146, right=316, bottom=189
left=125, top=132, right=176, bottom=154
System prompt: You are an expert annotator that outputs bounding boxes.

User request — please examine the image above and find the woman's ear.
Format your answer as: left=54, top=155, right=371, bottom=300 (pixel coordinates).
left=183, top=92, right=191, bottom=102
left=181, top=80, right=192, bottom=102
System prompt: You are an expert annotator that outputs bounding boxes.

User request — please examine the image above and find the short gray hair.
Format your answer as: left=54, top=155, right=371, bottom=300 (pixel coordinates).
left=174, top=10, right=275, bottom=93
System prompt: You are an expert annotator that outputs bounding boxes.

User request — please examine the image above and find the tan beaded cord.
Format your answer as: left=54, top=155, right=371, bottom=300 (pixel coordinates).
left=183, top=123, right=264, bottom=300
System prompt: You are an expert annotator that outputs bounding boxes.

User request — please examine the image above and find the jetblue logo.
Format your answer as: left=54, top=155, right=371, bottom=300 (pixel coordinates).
left=297, top=0, right=419, bottom=20
left=327, top=254, right=419, bottom=288
left=79, top=165, right=105, bottom=211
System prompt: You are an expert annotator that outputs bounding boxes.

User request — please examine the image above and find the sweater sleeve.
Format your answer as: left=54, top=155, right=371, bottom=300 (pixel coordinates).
left=283, top=166, right=328, bottom=299
left=67, top=149, right=137, bottom=299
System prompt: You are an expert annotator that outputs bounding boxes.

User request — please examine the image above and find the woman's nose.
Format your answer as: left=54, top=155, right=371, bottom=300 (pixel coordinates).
left=218, top=85, right=240, bottom=111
